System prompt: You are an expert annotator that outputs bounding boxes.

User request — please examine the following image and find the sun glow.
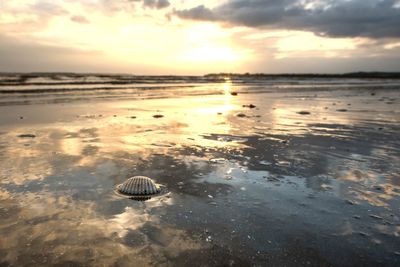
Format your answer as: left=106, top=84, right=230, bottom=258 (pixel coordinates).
left=182, top=45, right=239, bottom=63
left=0, top=1, right=252, bottom=73
left=274, top=31, right=360, bottom=59
left=177, top=23, right=243, bottom=64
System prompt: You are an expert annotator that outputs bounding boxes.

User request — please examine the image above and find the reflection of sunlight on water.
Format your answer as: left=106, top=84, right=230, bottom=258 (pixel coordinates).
left=270, top=107, right=309, bottom=135
left=223, top=79, right=232, bottom=94
left=195, top=81, right=234, bottom=115
left=270, top=103, right=353, bottom=135
left=195, top=96, right=234, bottom=114
left=61, top=137, right=82, bottom=156
left=99, top=90, right=236, bottom=149
left=223, top=80, right=233, bottom=110
left=1, top=81, right=400, bottom=266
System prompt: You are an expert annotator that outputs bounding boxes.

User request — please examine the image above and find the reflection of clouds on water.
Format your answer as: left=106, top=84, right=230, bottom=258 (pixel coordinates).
left=0, top=189, right=204, bottom=266
left=0, top=85, right=399, bottom=266
left=349, top=185, right=400, bottom=208
left=0, top=133, right=57, bottom=185
left=0, top=189, right=11, bottom=200
left=0, top=192, right=102, bottom=265
left=87, top=197, right=174, bottom=239
left=0, top=128, right=101, bottom=186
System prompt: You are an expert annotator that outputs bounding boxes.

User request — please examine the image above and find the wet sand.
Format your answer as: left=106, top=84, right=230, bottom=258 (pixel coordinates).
left=0, top=75, right=400, bottom=266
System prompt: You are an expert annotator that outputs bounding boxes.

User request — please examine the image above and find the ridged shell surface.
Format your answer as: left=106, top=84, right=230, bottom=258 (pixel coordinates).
left=117, top=176, right=160, bottom=196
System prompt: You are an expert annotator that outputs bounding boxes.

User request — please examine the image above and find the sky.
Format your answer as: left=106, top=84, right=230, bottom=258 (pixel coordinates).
left=1, top=0, right=400, bottom=74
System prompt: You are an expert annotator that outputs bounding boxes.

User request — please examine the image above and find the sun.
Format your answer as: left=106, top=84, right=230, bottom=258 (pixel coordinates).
left=175, top=23, right=242, bottom=64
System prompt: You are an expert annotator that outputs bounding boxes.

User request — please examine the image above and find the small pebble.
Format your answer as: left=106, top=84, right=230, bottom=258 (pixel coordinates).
left=243, top=104, right=256, bottom=108
left=346, top=199, right=357, bottom=205
left=297, top=111, right=310, bottom=115
left=369, top=214, right=383, bottom=220
left=373, top=185, right=383, bottom=191
left=358, top=232, right=369, bottom=237
left=18, top=134, right=36, bottom=138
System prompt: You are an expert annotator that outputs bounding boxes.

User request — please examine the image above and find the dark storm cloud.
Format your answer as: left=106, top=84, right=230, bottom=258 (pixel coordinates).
left=174, top=0, right=400, bottom=38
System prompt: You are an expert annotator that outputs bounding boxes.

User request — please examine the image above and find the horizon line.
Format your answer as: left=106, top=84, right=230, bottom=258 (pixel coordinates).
left=1, top=71, right=400, bottom=76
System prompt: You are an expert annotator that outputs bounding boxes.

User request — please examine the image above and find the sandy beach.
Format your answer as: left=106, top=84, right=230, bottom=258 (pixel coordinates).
left=0, top=74, right=399, bottom=266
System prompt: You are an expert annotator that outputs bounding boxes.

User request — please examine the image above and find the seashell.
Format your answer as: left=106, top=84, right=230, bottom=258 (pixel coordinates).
left=117, top=176, right=160, bottom=198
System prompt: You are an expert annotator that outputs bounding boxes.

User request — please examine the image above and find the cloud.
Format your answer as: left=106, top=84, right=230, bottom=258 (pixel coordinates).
left=0, top=34, right=103, bottom=72
left=0, top=33, right=173, bottom=74
left=0, top=1, right=69, bottom=33
left=174, top=5, right=216, bottom=21
left=127, top=0, right=170, bottom=9
left=30, top=1, right=68, bottom=16
left=142, top=0, right=170, bottom=9
left=174, top=0, right=400, bottom=38
left=70, top=15, right=90, bottom=24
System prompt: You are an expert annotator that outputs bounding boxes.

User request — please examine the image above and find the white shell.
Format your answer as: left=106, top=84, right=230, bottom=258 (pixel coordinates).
left=117, top=176, right=160, bottom=196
